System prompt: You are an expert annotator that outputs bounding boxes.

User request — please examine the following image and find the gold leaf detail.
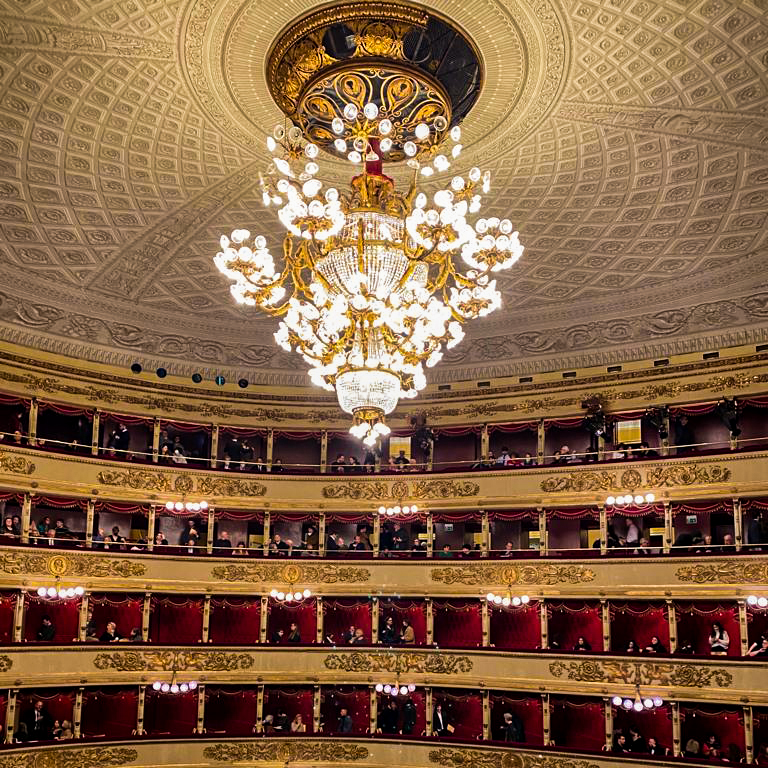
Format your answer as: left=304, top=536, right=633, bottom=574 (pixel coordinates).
left=676, top=560, right=768, bottom=584
left=0, top=451, right=35, bottom=475
left=645, top=463, right=731, bottom=487
left=203, top=742, right=369, bottom=762
left=0, top=746, right=138, bottom=768
left=540, top=471, right=617, bottom=493
left=0, top=552, right=145, bottom=578
left=324, top=651, right=473, bottom=675
left=431, top=564, right=594, bottom=586
left=549, top=659, right=732, bottom=687
left=93, top=650, right=254, bottom=672
left=211, top=562, right=370, bottom=583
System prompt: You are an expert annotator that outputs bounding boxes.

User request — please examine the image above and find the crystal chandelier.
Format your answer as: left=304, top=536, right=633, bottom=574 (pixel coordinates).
left=213, top=3, right=523, bottom=444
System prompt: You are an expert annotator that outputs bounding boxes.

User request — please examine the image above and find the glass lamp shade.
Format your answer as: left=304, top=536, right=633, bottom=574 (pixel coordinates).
left=336, top=369, right=401, bottom=415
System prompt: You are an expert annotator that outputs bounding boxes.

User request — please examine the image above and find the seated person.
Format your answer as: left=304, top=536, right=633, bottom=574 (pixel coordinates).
left=349, top=627, right=366, bottom=645
left=213, top=531, right=232, bottom=550
left=379, top=616, right=397, bottom=645
left=625, top=639, right=638, bottom=654
left=701, top=733, right=721, bottom=759
left=500, top=541, right=515, bottom=558
left=645, top=635, right=666, bottom=654
left=748, top=635, right=768, bottom=657
left=287, top=622, right=301, bottom=643
left=573, top=636, right=591, bottom=652
left=36, top=615, right=55, bottom=641
left=437, top=544, right=453, bottom=558
left=99, top=621, right=121, bottom=643
left=104, top=526, right=126, bottom=550
left=290, top=714, right=306, bottom=733
left=84, top=610, right=99, bottom=642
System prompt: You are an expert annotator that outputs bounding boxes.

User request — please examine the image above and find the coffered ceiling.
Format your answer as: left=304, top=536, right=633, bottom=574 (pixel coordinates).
left=0, top=0, right=766, bottom=387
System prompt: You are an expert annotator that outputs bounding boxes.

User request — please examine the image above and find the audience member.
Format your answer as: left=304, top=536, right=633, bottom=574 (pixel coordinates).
left=709, top=621, right=729, bottom=654
left=748, top=635, right=768, bottom=657
left=104, top=526, right=126, bottom=550
left=36, top=615, right=55, bottom=641
left=99, top=621, right=121, bottom=643
left=502, top=711, right=525, bottom=742
left=23, top=700, right=53, bottom=740
left=573, top=636, right=591, bottom=652
left=432, top=704, right=450, bottom=736
left=400, top=618, right=415, bottom=645
left=287, top=622, right=301, bottom=643
left=378, top=699, right=399, bottom=734
left=214, top=530, right=232, bottom=550
left=645, top=636, right=666, bottom=654
left=379, top=616, right=397, bottom=645
left=337, top=708, right=353, bottom=733
left=290, top=714, right=306, bottom=733
left=402, top=698, right=417, bottom=734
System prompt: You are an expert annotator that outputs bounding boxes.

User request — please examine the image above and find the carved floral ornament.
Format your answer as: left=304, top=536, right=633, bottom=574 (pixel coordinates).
left=322, top=479, right=480, bottom=501
left=676, top=560, right=768, bottom=585
left=212, top=562, right=371, bottom=584
left=97, top=469, right=266, bottom=497
left=0, top=551, right=145, bottom=578
left=431, top=564, right=594, bottom=586
left=94, top=650, right=254, bottom=672
left=0, top=746, right=138, bottom=768
left=539, top=464, right=731, bottom=493
left=203, top=742, right=369, bottom=763
left=0, top=451, right=35, bottom=475
left=429, top=746, right=600, bottom=768
left=324, top=651, right=473, bottom=675
left=549, top=660, right=733, bottom=688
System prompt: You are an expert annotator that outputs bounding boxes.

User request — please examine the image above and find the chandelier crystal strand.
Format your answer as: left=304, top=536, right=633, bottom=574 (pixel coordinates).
left=214, top=95, right=523, bottom=442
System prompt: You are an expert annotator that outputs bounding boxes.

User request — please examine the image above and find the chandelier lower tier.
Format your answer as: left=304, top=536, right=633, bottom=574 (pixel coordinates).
left=214, top=2, right=524, bottom=444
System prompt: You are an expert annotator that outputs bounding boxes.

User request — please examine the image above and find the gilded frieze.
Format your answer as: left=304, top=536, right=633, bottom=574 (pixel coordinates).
left=540, top=471, right=618, bottom=493
left=431, top=564, right=594, bottom=586
left=93, top=650, right=254, bottom=672
left=324, top=651, right=473, bottom=675
left=322, top=479, right=479, bottom=501
left=549, top=659, right=733, bottom=688
left=203, top=742, right=369, bottom=762
left=211, top=562, right=371, bottom=583
left=645, top=464, right=731, bottom=487
left=97, top=469, right=266, bottom=497
left=0, top=450, right=35, bottom=475
left=196, top=476, right=266, bottom=497
left=0, top=746, right=138, bottom=768
left=0, top=551, right=145, bottom=578
left=676, top=560, right=768, bottom=584
left=429, top=746, right=600, bottom=768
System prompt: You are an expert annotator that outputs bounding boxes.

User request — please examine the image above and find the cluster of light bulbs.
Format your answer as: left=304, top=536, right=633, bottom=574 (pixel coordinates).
left=612, top=694, right=663, bottom=712
left=152, top=680, right=198, bottom=694
left=375, top=682, right=416, bottom=697
left=605, top=493, right=655, bottom=506
left=351, top=418, right=390, bottom=446
left=486, top=592, right=530, bottom=608
left=270, top=588, right=312, bottom=603
left=164, top=500, right=209, bottom=513
left=377, top=504, right=419, bottom=516
left=748, top=595, right=768, bottom=608
left=35, top=586, right=84, bottom=599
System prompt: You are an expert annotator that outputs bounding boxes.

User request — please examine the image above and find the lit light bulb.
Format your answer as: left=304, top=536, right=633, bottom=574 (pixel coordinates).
left=645, top=493, right=655, bottom=503
left=152, top=681, right=161, bottom=691
left=334, top=138, right=347, bottom=153
left=348, top=151, right=362, bottom=163
left=612, top=696, right=622, bottom=706
left=188, top=681, right=198, bottom=690
left=161, top=683, right=170, bottom=693
left=633, top=700, right=644, bottom=712
left=376, top=684, right=383, bottom=692
left=643, top=698, right=654, bottom=709
left=379, top=137, right=392, bottom=152
left=175, top=502, right=184, bottom=511
left=486, top=593, right=495, bottom=602
left=200, top=501, right=208, bottom=510
left=343, top=103, right=358, bottom=120
left=414, top=123, right=429, bottom=140
left=623, top=699, right=633, bottom=709
left=363, top=102, right=379, bottom=120
left=403, top=141, right=417, bottom=157
left=653, top=696, right=663, bottom=708
left=180, top=683, right=189, bottom=693
left=37, top=587, right=47, bottom=597
left=634, top=494, right=644, bottom=505
left=759, top=597, right=768, bottom=608
left=47, top=587, right=57, bottom=597
left=332, top=117, right=344, bottom=134
left=606, top=496, right=615, bottom=506
left=379, top=118, right=392, bottom=135
left=165, top=501, right=174, bottom=511
left=303, top=589, right=311, bottom=598
left=170, top=684, right=179, bottom=694
left=521, top=595, right=530, bottom=604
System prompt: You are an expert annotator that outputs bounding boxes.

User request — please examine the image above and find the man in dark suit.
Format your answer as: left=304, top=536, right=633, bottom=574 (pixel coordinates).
left=337, top=707, right=353, bottom=733
left=24, top=700, right=53, bottom=740
left=378, top=700, right=399, bottom=734
left=326, top=532, right=340, bottom=551
left=36, top=616, right=55, bottom=641
left=432, top=704, right=449, bottom=736
left=502, top=712, right=525, bottom=742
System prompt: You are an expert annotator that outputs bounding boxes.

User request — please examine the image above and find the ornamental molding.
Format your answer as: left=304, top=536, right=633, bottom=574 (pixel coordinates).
left=211, top=562, right=371, bottom=584
left=203, top=742, right=369, bottom=763
left=0, top=551, right=145, bottom=578
left=324, top=651, right=473, bottom=675
left=430, top=564, right=594, bottom=586
left=0, top=746, right=138, bottom=768
left=540, top=463, right=730, bottom=493
left=429, top=746, right=600, bottom=768
left=0, top=656, right=12, bottom=673
left=322, top=479, right=479, bottom=501
left=93, top=650, right=254, bottom=672
left=549, top=659, right=733, bottom=688
left=96, top=469, right=266, bottom=497
left=676, top=560, right=768, bottom=584
left=0, top=450, right=35, bottom=475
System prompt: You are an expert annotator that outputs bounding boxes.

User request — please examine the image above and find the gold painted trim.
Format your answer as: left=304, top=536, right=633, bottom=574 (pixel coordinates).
left=549, top=659, right=733, bottom=688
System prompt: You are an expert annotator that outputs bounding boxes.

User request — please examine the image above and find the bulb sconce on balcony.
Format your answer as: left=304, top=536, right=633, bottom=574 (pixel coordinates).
left=612, top=687, right=663, bottom=712
left=152, top=670, right=198, bottom=694
left=748, top=595, right=768, bottom=608
left=165, top=500, right=209, bottom=513
left=270, top=587, right=312, bottom=603
left=377, top=504, right=419, bottom=516
left=485, top=591, right=530, bottom=608
left=606, top=493, right=655, bottom=507
left=34, top=583, right=85, bottom=600
left=375, top=682, right=417, bottom=697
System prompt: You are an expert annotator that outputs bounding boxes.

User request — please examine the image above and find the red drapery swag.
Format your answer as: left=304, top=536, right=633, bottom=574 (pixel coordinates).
left=609, top=602, right=670, bottom=653
left=38, top=401, right=94, bottom=417
left=209, top=598, right=262, bottom=644
left=213, top=508, right=264, bottom=521
left=550, top=697, right=604, bottom=751
left=489, top=603, right=540, bottom=650
left=34, top=496, right=87, bottom=510
left=488, top=509, right=537, bottom=521
left=81, top=688, right=138, bottom=738
left=377, top=691, right=426, bottom=736
left=143, top=689, right=198, bottom=736
left=0, top=592, right=16, bottom=644
left=671, top=499, right=734, bottom=515
left=432, top=599, right=482, bottom=648
left=547, top=507, right=599, bottom=520
left=433, top=690, right=483, bottom=740
left=219, top=425, right=267, bottom=437
left=268, top=598, right=317, bottom=644
left=547, top=601, right=603, bottom=652
left=488, top=421, right=538, bottom=433
left=321, top=687, right=369, bottom=734
left=489, top=694, right=543, bottom=745
left=613, top=705, right=673, bottom=751
left=89, top=594, right=144, bottom=640
left=607, top=504, right=664, bottom=520
left=680, top=705, right=746, bottom=754
left=160, top=419, right=212, bottom=433
left=323, top=599, right=372, bottom=644
left=674, top=601, right=739, bottom=657
left=668, top=402, right=718, bottom=415
left=96, top=501, right=149, bottom=515
left=379, top=600, right=427, bottom=645
left=149, top=597, right=204, bottom=644
left=23, top=691, right=75, bottom=726
left=102, top=412, right=154, bottom=426
left=24, top=595, right=80, bottom=643
left=543, top=417, right=585, bottom=429
left=264, top=687, right=314, bottom=732
left=204, top=687, right=258, bottom=735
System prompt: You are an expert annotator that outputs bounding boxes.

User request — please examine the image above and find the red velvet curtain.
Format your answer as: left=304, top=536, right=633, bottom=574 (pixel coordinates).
left=89, top=594, right=144, bottom=640
left=680, top=705, right=745, bottom=755
left=22, top=690, right=75, bottom=728
left=264, top=687, right=314, bottom=731
left=613, top=705, right=673, bottom=752
left=323, top=599, right=372, bottom=644
left=0, top=592, right=16, bottom=644
left=204, top=687, right=258, bottom=735
left=748, top=606, right=768, bottom=646
left=490, top=694, right=543, bottom=745
left=753, top=708, right=768, bottom=762
left=24, top=595, right=80, bottom=642
left=433, top=690, right=482, bottom=740
left=674, top=601, right=739, bottom=656
left=209, top=598, right=261, bottom=644
left=143, top=689, right=198, bottom=736
left=489, top=602, right=540, bottom=650
left=609, top=602, right=669, bottom=653
left=268, top=599, right=316, bottom=644
left=377, top=691, right=426, bottom=736
left=432, top=433, right=477, bottom=471
left=379, top=600, right=427, bottom=645
left=321, top=686, right=369, bottom=734
left=547, top=601, right=603, bottom=652
left=81, top=688, right=138, bottom=738
left=149, top=597, right=203, bottom=644
left=433, top=600, right=482, bottom=648
left=550, top=696, right=604, bottom=751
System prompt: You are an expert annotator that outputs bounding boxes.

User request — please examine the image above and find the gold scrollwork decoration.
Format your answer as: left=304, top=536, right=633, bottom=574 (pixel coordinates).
left=431, top=564, right=594, bottom=586
left=196, top=477, right=267, bottom=497
left=204, top=742, right=369, bottom=763
left=322, top=479, right=478, bottom=501
left=0, top=551, right=145, bottom=578
left=0, top=656, right=12, bottom=673
left=539, top=471, right=617, bottom=493
left=410, top=479, right=480, bottom=499
left=322, top=481, right=393, bottom=500
left=429, top=746, right=600, bottom=768
left=97, top=469, right=171, bottom=493
left=93, top=650, right=254, bottom=672
left=549, top=659, right=732, bottom=688
left=645, top=463, right=731, bottom=487
left=324, top=651, right=473, bottom=675
left=211, top=562, right=370, bottom=584
left=0, top=746, right=138, bottom=768
left=676, top=560, right=768, bottom=584
left=0, top=450, right=35, bottom=475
